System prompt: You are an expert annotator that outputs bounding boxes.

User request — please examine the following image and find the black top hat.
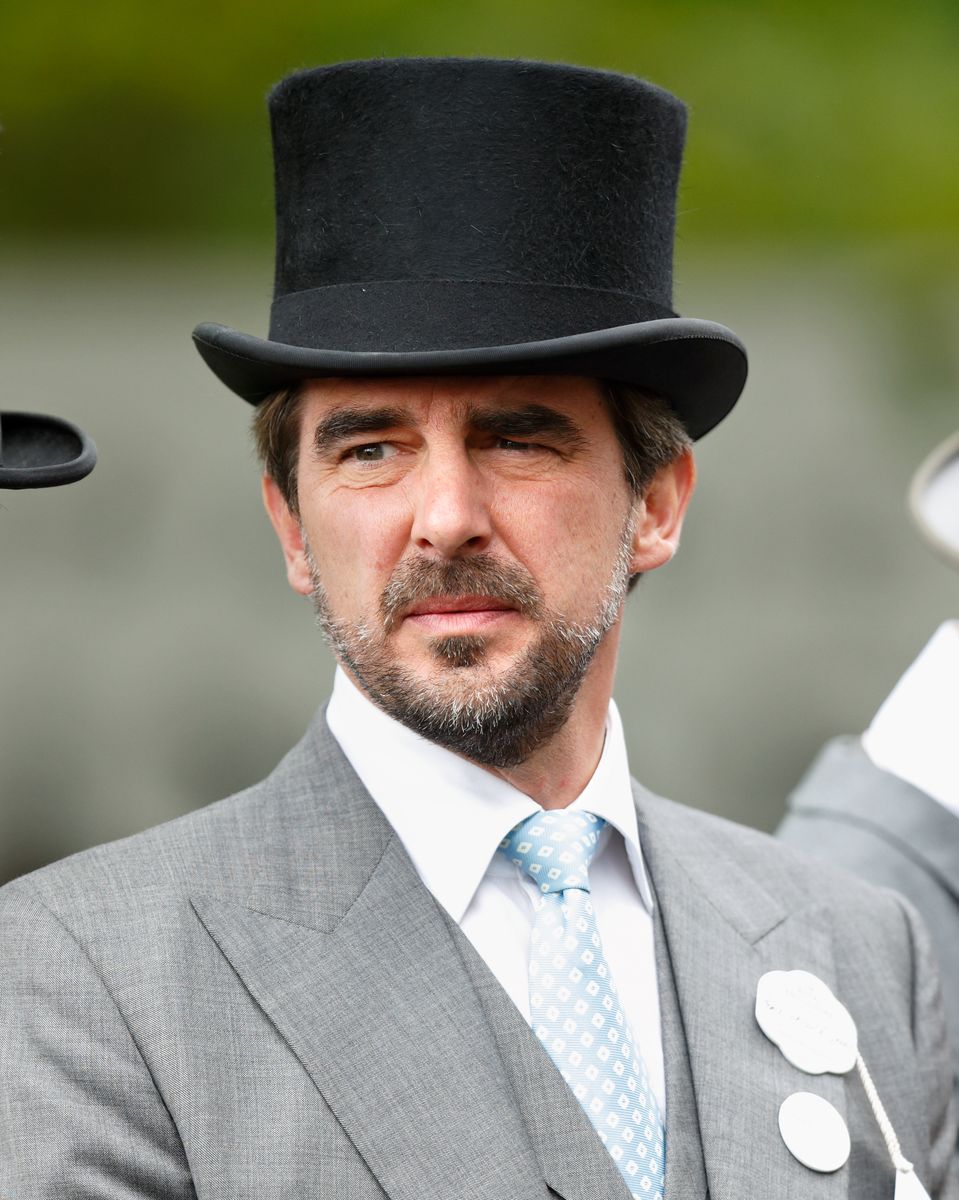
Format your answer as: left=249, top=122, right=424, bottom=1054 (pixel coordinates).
left=0, top=411, right=97, bottom=489
left=193, top=57, right=747, bottom=439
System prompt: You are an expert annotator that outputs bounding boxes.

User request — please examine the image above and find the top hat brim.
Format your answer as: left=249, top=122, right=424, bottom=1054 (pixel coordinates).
left=909, top=429, right=959, bottom=568
left=193, top=316, right=747, bottom=441
left=0, top=411, right=97, bottom=490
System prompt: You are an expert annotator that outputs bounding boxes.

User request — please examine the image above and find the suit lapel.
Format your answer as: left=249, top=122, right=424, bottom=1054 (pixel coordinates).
left=192, top=719, right=549, bottom=1200
left=634, top=782, right=850, bottom=1200
left=651, top=891, right=709, bottom=1200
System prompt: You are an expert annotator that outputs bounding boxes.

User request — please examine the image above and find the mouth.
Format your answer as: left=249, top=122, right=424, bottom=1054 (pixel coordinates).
left=402, top=594, right=519, bottom=633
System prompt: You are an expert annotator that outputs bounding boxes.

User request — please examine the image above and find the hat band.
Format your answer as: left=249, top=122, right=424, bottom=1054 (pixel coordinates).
left=268, top=279, right=675, bottom=353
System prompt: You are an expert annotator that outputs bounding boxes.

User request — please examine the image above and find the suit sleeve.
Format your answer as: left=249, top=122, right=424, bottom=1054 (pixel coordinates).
left=0, top=882, right=196, bottom=1199
left=897, top=894, right=959, bottom=1200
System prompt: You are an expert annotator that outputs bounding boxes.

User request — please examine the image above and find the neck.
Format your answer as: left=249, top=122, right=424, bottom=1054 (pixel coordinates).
left=482, top=626, right=621, bottom=809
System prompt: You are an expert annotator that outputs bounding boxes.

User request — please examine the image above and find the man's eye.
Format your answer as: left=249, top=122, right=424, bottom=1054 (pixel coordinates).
left=346, top=443, right=396, bottom=462
left=496, top=437, right=539, bottom=452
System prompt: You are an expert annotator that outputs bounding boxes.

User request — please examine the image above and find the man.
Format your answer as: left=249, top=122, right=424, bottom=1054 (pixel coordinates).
left=779, top=429, right=959, bottom=1099
left=1, top=58, right=955, bottom=1199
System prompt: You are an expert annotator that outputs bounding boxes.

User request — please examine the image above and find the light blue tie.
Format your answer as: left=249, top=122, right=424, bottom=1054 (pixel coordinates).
left=499, top=810, right=665, bottom=1200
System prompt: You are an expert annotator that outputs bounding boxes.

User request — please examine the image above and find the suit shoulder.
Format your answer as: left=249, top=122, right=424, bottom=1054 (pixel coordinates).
left=0, top=717, right=349, bottom=930
left=1, top=780, right=268, bottom=921
left=0, top=710, right=340, bottom=907
left=636, top=785, right=916, bottom=928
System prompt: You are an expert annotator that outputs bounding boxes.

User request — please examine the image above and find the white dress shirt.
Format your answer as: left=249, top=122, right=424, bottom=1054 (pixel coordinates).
left=325, top=667, right=665, bottom=1111
left=862, top=620, right=959, bottom=818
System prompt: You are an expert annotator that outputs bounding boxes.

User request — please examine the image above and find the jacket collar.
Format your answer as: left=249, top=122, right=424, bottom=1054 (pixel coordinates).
left=192, top=715, right=552, bottom=1200
left=189, top=717, right=920, bottom=1199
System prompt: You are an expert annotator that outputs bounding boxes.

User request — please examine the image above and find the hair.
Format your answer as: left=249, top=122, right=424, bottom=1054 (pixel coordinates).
left=253, top=383, right=305, bottom=515
left=602, top=381, right=691, bottom=497
left=252, top=378, right=691, bottom=519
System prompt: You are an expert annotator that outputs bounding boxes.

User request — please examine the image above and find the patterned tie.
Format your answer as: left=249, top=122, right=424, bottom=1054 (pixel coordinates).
left=498, top=810, right=665, bottom=1200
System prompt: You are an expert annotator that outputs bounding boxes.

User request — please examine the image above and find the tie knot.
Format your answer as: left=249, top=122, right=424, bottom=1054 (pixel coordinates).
left=498, top=810, right=606, bottom=894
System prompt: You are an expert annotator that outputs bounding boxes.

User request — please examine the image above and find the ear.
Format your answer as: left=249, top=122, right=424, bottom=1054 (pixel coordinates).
left=629, top=448, right=697, bottom=574
left=262, top=475, right=314, bottom=597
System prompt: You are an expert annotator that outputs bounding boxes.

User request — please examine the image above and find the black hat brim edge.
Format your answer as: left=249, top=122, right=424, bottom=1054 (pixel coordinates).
left=908, top=429, right=959, bottom=569
left=0, top=411, right=98, bottom=490
left=193, top=317, right=747, bottom=441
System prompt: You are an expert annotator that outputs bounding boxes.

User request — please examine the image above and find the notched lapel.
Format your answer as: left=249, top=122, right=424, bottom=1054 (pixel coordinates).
left=192, top=832, right=548, bottom=1200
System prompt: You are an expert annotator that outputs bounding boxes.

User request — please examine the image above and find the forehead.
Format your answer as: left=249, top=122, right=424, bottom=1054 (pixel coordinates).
left=295, top=374, right=610, bottom=430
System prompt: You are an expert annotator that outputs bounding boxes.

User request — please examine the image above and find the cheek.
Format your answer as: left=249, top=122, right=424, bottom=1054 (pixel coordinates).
left=306, top=494, right=411, bottom=610
left=494, top=485, right=628, bottom=593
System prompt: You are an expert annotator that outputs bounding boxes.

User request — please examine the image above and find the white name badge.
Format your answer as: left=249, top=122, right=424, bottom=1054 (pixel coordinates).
left=756, top=969, right=858, bottom=1075
left=778, top=1092, right=851, bottom=1173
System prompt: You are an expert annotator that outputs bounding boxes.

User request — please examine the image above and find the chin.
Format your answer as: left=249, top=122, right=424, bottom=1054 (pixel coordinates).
left=423, top=633, right=536, bottom=674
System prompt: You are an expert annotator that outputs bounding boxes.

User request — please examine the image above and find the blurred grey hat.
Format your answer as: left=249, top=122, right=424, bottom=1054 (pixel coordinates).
left=909, top=428, right=959, bottom=568
left=0, top=411, right=97, bottom=489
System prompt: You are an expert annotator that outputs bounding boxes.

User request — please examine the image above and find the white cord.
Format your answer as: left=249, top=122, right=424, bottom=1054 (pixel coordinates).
left=856, top=1053, right=913, bottom=1173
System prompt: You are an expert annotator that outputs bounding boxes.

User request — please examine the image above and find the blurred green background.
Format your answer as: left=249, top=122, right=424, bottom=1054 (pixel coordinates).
left=2, top=1, right=957, bottom=884
left=5, top=0, right=959, bottom=244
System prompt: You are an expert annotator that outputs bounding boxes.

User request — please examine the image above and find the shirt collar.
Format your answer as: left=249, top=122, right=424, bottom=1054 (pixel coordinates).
left=325, top=667, right=653, bottom=921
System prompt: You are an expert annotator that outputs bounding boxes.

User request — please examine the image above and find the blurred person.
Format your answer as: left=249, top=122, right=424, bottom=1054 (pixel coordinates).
left=779, top=429, right=959, bottom=1102
left=1, top=59, right=955, bottom=1200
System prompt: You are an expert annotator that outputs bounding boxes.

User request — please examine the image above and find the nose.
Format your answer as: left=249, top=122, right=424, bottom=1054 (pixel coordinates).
left=409, top=447, right=493, bottom=557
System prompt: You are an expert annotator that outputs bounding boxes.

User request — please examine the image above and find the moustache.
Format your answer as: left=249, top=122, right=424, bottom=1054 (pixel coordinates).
left=381, top=554, right=544, bottom=631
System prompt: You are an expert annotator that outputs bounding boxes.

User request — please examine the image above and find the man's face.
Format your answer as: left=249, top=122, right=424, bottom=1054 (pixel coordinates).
left=264, top=375, right=693, bottom=767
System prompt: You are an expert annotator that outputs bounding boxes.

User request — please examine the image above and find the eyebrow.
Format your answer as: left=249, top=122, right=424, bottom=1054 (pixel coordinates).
left=312, top=407, right=409, bottom=455
left=467, top=404, right=588, bottom=450
left=310, top=400, right=589, bottom=455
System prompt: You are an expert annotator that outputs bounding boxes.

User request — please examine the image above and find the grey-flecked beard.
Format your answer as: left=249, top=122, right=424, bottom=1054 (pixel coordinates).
left=306, top=527, right=634, bottom=769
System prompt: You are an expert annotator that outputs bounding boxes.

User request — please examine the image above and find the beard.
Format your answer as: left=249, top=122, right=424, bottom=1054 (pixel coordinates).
left=306, top=527, right=634, bottom=769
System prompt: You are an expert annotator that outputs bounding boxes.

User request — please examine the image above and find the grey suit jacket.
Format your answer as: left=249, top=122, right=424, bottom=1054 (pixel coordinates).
left=779, top=737, right=959, bottom=1092
left=2, top=717, right=957, bottom=1199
